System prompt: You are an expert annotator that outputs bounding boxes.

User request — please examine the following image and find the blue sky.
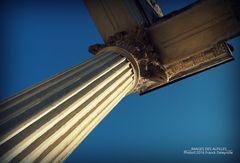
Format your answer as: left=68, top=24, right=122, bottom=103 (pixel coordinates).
left=1, top=0, right=240, bottom=163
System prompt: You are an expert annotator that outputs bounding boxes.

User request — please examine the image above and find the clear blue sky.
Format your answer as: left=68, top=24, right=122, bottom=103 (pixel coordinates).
left=1, top=0, right=239, bottom=163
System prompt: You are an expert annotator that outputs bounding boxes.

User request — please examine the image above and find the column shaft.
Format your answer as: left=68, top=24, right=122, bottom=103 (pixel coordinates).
left=0, top=48, right=138, bottom=162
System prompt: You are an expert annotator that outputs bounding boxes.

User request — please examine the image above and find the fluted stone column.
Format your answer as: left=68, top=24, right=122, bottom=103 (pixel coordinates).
left=0, top=47, right=139, bottom=162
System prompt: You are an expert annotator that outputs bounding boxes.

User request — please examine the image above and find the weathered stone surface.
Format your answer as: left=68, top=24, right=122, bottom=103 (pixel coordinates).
left=88, top=29, right=233, bottom=94
left=88, top=28, right=168, bottom=94
left=87, top=0, right=239, bottom=94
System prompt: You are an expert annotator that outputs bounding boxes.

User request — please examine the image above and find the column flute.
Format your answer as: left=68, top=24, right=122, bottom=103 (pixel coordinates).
left=0, top=47, right=139, bottom=162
